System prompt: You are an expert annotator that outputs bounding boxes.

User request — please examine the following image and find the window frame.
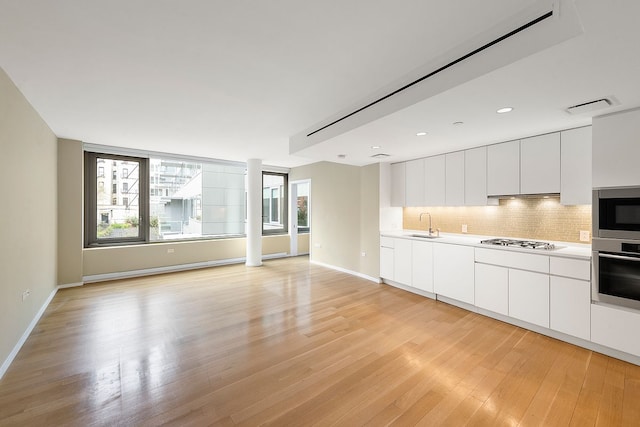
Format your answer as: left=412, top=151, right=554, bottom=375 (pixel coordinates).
left=262, top=171, right=288, bottom=236
left=84, top=152, right=149, bottom=247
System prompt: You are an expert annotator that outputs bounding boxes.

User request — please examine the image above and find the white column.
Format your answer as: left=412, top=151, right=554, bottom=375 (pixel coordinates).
left=246, top=158, right=262, bottom=267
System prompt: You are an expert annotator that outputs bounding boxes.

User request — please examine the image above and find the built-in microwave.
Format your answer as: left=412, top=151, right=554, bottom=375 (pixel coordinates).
left=594, top=187, right=640, bottom=240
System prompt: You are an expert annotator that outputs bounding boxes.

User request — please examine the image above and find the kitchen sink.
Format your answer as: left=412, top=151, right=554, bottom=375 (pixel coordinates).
left=408, top=234, right=440, bottom=239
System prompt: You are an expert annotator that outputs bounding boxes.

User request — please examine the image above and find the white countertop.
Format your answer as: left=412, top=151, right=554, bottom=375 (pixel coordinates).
left=381, top=229, right=592, bottom=260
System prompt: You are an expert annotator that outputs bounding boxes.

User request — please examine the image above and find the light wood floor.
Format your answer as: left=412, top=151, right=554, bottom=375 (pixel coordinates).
left=1, top=257, right=640, bottom=426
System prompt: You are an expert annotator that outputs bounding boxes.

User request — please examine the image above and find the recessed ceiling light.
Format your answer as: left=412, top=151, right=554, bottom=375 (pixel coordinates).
left=371, top=145, right=381, bottom=149
left=416, top=132, right=427, bottom=136
left=453, top=121, right=464, bottom=126
left=497, top=107, right=513, bottom=114
left=337, top=154, right=346, bottom=159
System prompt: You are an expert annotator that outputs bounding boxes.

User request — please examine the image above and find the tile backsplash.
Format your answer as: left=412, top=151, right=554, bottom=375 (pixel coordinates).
left=403, top=197, right=592, bottom=243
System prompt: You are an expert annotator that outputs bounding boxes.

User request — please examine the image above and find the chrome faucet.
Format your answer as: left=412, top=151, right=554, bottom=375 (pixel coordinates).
left=419, top=212, right=433, bottom=235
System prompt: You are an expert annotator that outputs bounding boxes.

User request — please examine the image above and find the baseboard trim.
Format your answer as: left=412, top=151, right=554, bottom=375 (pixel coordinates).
left=57, top=282, right=83, bottom=289
left=310, top=260, right=381, bottom=284
left=0, top=287, right=58, bottom=380
left=83, top=253, right=290, bottom=283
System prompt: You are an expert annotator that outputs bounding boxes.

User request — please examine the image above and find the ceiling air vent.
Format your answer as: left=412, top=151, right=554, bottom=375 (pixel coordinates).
left=371, top=153, right=391, bottom=159
left=566, top=98, right=612, bottom=115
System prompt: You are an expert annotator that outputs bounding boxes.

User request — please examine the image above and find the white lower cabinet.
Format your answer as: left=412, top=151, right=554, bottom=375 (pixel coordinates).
left=380, top=246, right=394, bottom=281
left=394, top=238, right=413, bottom=286
left=508, top=269, right=550, bottom=328
left=411, top=240, right=433, bottom=293
left=434, top=244, right=475, bottom=304
left=474, top=263, right=509, bottom=316
left=591, top=304, right=640, bottom=357
left=550, top=276, right=591, bottom=340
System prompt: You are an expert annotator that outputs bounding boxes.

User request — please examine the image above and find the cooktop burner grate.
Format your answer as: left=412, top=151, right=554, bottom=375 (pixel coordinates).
left=480, top=238, right=556, bottom=250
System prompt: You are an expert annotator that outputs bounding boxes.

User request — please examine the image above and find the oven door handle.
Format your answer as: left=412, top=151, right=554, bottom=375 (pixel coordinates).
left=599, top=253, right=640, bottom=262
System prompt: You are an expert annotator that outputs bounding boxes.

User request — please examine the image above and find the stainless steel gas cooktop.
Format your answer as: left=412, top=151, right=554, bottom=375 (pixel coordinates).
left=480, top=238, right=556, bottom=250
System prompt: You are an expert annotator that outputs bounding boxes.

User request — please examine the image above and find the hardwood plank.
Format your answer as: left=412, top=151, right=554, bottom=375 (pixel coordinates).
left=1, top=256, right=640, bottom=426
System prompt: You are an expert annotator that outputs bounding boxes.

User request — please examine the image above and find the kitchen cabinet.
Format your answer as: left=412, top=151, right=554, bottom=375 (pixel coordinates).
left=434, top=243, right=475, bottom=304
left=475, top=263, right=508, bottom=315
left=411, top=240, right=433, bottom=292
left=560, top=126, right=592, bottom=205
left=487, top=140, right=520, bottom=196
left=424, top=155, right=446, bottom=206
left=464, top=146, right=488, bottom=206
left=390, top=162, right=406, bottom=207
left=445, top=151, right=465, bottom=206
left=509, top=269, right=549, bottom=328
left=520, top=133, right=560, bottom=194
left=593, top=108, right=640, bottom=188
left=591, top=303, right=640, bottom=357
left=405, top=159, right=425, bottom=207
left=393, top=238, right=412, bottom=286
left=380, top=237, right=394, bottom=280
left=550, top=276, right=590, bottom=340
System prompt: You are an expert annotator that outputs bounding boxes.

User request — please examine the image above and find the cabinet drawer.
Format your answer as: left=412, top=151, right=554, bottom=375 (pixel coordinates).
left=475, top=248, right=549, bottom=273
left=380, top=236, right=395, bottom=248
left=550, top=257, right=591, bottom=281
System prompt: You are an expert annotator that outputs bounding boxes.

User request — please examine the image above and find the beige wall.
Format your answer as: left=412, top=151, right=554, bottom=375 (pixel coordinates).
left=291, top=161, right=380, bottom=279
left=0, top=67, right=58, bottom=367
left=57, top=139, right=84, bottom=285
left=404, top=196, right=592, bottom=243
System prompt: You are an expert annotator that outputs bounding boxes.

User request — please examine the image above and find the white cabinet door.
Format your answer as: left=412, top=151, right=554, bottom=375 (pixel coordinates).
left=393, top=238, right=412, bottom=286
left=521, top=133, right=561, bottom=194
left=424, top=155, right=446, bottom=206
left=591, top=304, right=640, bottom=357
left=508, top=269, right=549, bottom=327
left=487, top=140, right=520, bottom=196
left=380, top=246, right=394, bottom=280
left=464, top=146, right=487, bottom=206
left=405, top=159, right=425, bottom=207
left=560, top=126, right=592, bottom=205
left=593, top=108, right=640, bottom=188
left=475, top=263, right=509, bottom=315
left=412, top=240, right=433, bottom=292
left=433, top=244, right=475, bottom=304
left=550, top=276, right=590, bottom=340
left=390, top=162, right=406, bottom=207
left=445, top=151, right=465, bottom=206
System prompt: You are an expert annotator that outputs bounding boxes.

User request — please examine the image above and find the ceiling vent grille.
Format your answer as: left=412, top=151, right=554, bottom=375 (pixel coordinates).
left=566, top=98, right=612, bottom=115
left=306, top=10, right=554, bottom=138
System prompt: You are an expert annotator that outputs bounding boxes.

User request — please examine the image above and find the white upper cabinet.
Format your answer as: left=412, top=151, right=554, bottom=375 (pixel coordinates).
left=487, top=140, right=520, bottom=196
left=464, top=146, right=488, bottom=206
left=560, top=126, right=592, bottom=205
left=405, top=159, right=425, bottom=207
left=424, top=155, right=446, bottom=206
left=520, top=133, right=561, bottom=195
left=390, top=162, right=406, bottom=207
left=593, top=108, right=640, bottom=188
left=445, top=152, right=465, bottom=206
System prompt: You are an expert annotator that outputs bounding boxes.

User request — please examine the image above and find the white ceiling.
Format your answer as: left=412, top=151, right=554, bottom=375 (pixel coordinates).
left=0, top=0, right=639, bottom=168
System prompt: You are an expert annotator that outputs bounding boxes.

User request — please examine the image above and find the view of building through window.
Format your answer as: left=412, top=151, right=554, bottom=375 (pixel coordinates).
left=95, top=157, right=140, bottom=240
left=263, top=173, right=287, bottom=233
left=149, top=159, right=246, bottom=240
left=296, top=182, right=309, bottom=233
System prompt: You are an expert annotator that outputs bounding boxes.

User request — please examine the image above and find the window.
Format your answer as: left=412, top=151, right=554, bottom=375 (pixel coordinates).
left=122, top=168, right=128, bottom=178
left=85, top=152, right=147, bottom=246
left=112, top=170, right=117, bottom=180
left=85, top=150, right=248, bottom=246
left=98, top=167, right=104, bottom=177
left=296, top=182, right=310, bottom=233
left=262, top=172, right=287, bottom=235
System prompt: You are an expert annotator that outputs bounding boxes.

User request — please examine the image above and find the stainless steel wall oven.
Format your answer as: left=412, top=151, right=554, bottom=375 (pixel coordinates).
left=593, top=187, right=640, bottom=310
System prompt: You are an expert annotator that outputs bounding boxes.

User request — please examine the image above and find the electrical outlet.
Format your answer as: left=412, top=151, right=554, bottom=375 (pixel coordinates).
left=314, top=243, right=322, bottom=248
left=462, top=224, right=468, bottom=233
left=361, top=252, right=366, bottom=257
left=167, top=248, right=175, bottom=253
left=579, top=230, right=590, bottom=242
